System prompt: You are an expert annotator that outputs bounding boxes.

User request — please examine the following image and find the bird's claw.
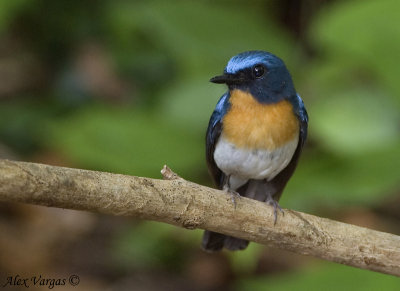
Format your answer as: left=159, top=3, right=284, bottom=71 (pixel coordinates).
left=223, top=185, right=240, bottom=209
left=266, top=198, right=284, bottom=225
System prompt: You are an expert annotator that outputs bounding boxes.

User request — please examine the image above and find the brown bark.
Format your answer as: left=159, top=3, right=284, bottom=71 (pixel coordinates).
left=0, top=159, right=399, bottom=276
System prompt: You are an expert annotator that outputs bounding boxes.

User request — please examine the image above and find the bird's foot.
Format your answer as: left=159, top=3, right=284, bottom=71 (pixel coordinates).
left=223, top=185, right=240, bottom=209
left=266, top=196, right=284, bottom=225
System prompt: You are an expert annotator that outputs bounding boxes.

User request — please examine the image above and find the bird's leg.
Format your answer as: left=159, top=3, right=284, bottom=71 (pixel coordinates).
left=222, top=175, right=240, bottom=208
left=244, top=180, right=258, bottom=200
left=265, top=192, right=284, bottom=225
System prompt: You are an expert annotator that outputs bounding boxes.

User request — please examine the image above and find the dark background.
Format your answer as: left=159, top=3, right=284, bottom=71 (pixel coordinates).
left=0, top=0, right=399, bottom=290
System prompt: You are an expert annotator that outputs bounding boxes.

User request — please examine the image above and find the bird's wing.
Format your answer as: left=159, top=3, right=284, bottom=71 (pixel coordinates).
left=296, top=94, right=308, bottom=147
left=267, top=94, right=308, bottom=201
left=206, top=92, right=230, bottom=189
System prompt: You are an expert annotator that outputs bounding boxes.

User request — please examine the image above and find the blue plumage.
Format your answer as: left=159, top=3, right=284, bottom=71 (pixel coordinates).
left=295, top=94, right=309, bottom=147
left=225, top=51, right=276, bottom=74
left=203, top=51, right=308, bottom=252
left=205, top=93, right=230, bottom=187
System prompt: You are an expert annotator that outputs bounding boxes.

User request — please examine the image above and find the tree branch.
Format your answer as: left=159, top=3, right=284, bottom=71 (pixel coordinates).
left=0, top=159, right=399, bottom=276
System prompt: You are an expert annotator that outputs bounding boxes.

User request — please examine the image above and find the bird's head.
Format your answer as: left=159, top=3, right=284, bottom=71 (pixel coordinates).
left=210, top=51, right=296, bottom=103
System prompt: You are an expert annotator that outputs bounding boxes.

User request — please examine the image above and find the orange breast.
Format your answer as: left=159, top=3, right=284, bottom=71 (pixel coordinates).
left=222, top=89, right=299, bottom=150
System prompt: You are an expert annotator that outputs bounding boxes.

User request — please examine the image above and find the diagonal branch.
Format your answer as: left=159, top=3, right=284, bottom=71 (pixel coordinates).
left=0, top=159, right=399, bottom=276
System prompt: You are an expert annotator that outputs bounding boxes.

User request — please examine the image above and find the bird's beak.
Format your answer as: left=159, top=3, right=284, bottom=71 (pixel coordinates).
left=210, top=73, right=245, bottom=85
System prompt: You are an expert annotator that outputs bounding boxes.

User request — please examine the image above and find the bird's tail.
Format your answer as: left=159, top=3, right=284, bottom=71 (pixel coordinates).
left=201, top=230, right=249, bottom=252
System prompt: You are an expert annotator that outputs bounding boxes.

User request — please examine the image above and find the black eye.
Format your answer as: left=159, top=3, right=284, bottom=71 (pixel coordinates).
left=253, top=65, right=265, bottom=78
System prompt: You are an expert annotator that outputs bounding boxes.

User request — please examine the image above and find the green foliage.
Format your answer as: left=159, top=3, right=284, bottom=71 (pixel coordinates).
left=106, top=0, right=295, bottom=76
left=236, top=262, right=400, bottom=291
left=311, top=89, right=399, bottom=155
left=228, top=243, right=264, bottom=274
left=283, top=143, right=400, bottom=210
left=46, top=104, right=204, bottom=178
left=0, top=100, right=55, bottom=154
left=311, top=0, right=400, bottom=104
left=112, top=221, right=191, bottom=270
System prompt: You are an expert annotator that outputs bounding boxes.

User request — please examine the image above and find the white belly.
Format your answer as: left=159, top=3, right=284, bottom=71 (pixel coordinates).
left=213, top=135, right=299, bottom=188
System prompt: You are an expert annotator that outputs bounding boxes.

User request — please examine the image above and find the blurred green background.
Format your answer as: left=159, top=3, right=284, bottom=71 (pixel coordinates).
left=0, top=0, right=399, bottom=290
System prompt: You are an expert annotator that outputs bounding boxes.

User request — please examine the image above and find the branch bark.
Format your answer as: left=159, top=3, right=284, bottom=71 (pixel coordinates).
left=0, top=159, right=399, bottom=276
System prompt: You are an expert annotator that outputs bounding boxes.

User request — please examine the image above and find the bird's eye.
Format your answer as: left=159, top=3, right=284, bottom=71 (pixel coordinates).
left=253, top=65, right=265, bottom=78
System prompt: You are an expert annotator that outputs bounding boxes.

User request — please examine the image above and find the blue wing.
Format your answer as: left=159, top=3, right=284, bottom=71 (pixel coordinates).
left=295, top=94, right=308, bottom=147
left=206, top=92, right=230, bottom=188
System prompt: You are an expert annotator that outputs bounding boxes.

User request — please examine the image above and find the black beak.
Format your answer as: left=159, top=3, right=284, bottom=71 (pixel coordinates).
left=210, top=73, right=245, bottom=85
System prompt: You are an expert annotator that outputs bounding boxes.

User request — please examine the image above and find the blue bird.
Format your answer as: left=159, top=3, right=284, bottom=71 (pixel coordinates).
left=203, top=51, right=308, bottom=252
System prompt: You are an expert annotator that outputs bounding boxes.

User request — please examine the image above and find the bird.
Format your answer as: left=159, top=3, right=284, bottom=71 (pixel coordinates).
left=203, top=51, right=308, bottom=252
